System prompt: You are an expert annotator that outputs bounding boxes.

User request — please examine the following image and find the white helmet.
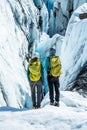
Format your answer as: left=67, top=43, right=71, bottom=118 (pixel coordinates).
left=32, top=52, right=40, bottom=59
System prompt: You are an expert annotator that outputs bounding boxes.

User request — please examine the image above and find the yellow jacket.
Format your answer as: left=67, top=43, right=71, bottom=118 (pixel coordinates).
left=50, top=56, right=62, bottom=77
left=28, top=59, right=41, bottom=81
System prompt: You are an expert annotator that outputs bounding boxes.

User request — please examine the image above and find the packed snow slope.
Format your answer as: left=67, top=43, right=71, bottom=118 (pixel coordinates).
left=0, top=91, right=87, bottom=130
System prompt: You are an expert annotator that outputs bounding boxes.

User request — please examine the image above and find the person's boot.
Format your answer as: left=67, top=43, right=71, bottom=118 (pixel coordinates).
left=50, top=102, right=54, bottom=106
left=54, top=101, right=59, bottom=107
left=33, top=105, right=41, bottom=109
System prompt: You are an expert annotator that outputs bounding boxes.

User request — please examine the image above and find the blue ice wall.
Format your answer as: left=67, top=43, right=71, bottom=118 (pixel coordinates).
left=43, top=0, right=54, bottom=13
left=33, top=0, right=43, bottom=9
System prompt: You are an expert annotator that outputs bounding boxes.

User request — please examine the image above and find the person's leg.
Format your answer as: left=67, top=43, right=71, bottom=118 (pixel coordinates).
left=36, top=80, right=42, bottom=108
left=54, top=77, right=60, bottom=106
left=30, top=81, right=36, bottom=108
left=48, top=76, right=54, bottom=104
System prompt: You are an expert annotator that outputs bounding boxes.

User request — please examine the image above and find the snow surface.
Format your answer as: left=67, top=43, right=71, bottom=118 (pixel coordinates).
left=0, top=91, right=87, bottom=130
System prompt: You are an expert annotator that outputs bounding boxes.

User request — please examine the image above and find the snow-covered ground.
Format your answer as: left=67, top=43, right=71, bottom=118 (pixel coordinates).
left=0, top=91, right=87, bottom=130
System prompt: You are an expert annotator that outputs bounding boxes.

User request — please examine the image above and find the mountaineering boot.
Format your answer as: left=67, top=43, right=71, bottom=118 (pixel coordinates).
left=54, top=101, right=59, bottom=107
left=33, top=106, right=41, bottom=109
left=33, top=107, right=41, bottom=109
left=50, top=102, right=54, bottom=106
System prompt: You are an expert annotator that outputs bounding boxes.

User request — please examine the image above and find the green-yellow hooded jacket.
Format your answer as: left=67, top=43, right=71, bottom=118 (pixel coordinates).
left=28, top=58, right=41, bottom=81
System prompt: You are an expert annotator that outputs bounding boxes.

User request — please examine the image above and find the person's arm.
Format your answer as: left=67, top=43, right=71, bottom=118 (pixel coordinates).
left=45, top=57, right=50, bottom=74
left=27, top=64, right=30, bottom=81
